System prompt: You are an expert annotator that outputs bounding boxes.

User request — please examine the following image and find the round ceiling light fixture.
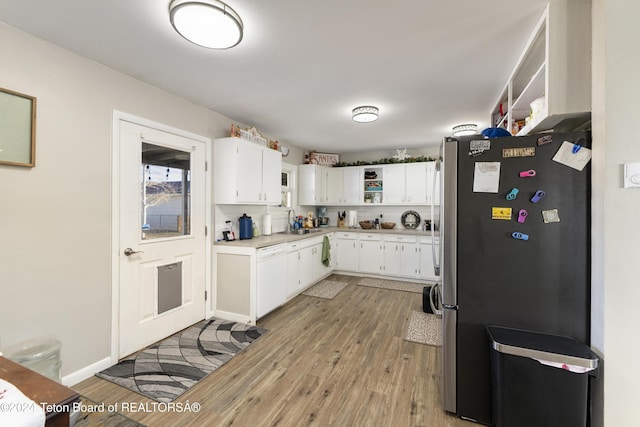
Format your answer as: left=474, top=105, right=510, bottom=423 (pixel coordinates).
left=352, top=106, right=379, bottom=123
left=452, top=123, right=478, bottom=137
left=169, top=0, right=243, bottom=49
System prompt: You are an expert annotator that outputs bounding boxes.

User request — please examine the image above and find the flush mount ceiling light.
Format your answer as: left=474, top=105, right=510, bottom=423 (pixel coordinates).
left=452, top=123, right=478, bottom=136
left=169, top=0, right=243, bottom=49
left=352, top=106, right=379, bottom=123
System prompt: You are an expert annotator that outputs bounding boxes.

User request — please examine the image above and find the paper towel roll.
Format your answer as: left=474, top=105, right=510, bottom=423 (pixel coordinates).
left=262, top=214, right=272, bottom=235
left=349, top=211, right=358, bottom=228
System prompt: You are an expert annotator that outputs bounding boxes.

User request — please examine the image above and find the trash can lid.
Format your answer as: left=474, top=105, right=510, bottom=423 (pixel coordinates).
left=487, top=326, right=598, bottom=371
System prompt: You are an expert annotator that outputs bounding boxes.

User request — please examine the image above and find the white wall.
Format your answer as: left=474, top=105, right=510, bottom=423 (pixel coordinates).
left=0, top=22, right=248, bottom=379
left=591, top=1, right=640, bottom=425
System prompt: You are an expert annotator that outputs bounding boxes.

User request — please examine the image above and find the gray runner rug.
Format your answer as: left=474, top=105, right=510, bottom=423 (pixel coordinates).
left=96, top=319, right=267, bottom=402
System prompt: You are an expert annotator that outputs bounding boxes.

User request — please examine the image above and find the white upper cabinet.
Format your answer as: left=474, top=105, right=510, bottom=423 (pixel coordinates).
left=327, top=167, right=362, bottom=205
left=425, top=161, right=440, bottom=205
left=214, top=137, right=282, bottom=205
left=382, top=163, right=429, bottom=205
left=490, top=0, right=591, bottom=136
left=298, top=164, right=328, bottom=205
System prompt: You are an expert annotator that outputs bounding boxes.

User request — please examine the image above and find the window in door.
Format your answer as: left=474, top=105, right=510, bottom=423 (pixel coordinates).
left=141, top=142, right=191, bottom=240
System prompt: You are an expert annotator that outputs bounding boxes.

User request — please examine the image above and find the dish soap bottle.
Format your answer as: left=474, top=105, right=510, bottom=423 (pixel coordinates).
left=252, top=221, right=260, bottom=237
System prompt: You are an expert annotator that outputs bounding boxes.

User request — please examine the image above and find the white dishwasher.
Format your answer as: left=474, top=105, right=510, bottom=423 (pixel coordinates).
left=256, top=243, right=288, bottom=318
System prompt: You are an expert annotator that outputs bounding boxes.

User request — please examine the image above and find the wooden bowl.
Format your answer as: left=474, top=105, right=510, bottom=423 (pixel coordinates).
left=381, top=222, right=396, bottom=229
left=359, top=221, right=375, bottom=229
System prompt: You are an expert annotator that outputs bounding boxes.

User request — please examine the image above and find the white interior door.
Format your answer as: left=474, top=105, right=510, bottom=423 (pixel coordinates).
left=118, top=120, right=206, bottom=358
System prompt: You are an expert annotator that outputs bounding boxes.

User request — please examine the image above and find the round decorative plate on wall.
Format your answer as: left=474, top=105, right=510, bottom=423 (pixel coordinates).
left=401, top=210, right=421, bottom=229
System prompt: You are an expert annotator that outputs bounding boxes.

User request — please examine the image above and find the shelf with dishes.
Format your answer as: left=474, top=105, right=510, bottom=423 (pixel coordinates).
left=363, top=167, right=383, bottom=204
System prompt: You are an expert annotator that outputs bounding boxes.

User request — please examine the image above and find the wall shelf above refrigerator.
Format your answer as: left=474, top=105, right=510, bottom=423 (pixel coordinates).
left=490, top=0, right=592, bottom=136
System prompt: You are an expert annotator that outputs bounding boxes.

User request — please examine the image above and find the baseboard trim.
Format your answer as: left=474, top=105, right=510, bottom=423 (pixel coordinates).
left=214, top=310, right=253, bottom=325
left=62, top=356, right=114, bottom=387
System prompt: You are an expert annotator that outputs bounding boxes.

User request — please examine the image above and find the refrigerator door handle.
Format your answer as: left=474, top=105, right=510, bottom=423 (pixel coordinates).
left=431, top=160, right=441, bottom=276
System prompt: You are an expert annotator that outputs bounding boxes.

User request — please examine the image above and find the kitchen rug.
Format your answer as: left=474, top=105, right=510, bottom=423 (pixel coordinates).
left=404, top=310, right=442, bottom=347
left=96, top=319, right=267, bottom=402
left=357, top=277, right=425, bottom=294
left=302, top=279, right=349, bottom=299
left=72, top=395, right=145, bottom=427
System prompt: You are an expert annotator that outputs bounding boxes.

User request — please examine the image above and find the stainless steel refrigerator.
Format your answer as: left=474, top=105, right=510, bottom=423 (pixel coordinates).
left=433, top=131, right=591, bottom=425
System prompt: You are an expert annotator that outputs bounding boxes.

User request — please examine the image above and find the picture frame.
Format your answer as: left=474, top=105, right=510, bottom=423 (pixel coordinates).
left=0, top=87, right=37, bottom=167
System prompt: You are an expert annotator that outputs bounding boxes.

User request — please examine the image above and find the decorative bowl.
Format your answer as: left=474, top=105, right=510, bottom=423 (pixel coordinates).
left=381, top=222, right=396, bottom=229
left=359, top=221, right=375, bottom=229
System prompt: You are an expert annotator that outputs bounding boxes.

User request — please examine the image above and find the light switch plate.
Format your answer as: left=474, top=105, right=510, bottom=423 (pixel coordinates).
left=624, top=163, right=640, bottom=188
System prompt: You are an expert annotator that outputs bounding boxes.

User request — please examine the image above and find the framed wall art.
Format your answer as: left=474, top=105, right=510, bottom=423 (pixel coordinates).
left=0, top=87, right=36, bottom=167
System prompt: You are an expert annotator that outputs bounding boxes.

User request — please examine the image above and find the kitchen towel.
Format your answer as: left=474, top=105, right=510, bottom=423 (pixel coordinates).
left=322, top=235, right=331, bottom=266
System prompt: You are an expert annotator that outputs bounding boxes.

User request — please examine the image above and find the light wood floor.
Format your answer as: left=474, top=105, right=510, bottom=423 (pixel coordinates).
left=74, top=275, right=478, bottom=427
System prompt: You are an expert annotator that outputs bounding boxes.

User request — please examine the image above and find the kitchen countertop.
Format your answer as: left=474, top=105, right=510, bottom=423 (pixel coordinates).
left=214, top=226, right=439, bottom=249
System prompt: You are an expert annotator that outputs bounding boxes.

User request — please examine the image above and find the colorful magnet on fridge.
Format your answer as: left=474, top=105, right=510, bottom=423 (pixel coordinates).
left=519, top=169, right=537, bottom=178
left=530, top=190, right=545, bottom=203
left=518, top=209, right=528, bottom=223
left=506, top=188, right=519, bottom=200
left=511, top=231, right=529, bottom=241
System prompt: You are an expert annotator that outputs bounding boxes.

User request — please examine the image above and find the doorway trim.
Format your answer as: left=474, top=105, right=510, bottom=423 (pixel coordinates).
left=110, top=110, right=212, bottom=363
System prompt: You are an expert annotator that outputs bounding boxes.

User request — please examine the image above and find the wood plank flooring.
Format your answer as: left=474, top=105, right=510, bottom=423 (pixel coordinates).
left=73, top=275, right=478, bottom=427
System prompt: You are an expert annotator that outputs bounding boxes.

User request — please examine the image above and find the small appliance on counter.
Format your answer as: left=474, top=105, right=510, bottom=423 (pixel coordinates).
left=238, top=214, right=253, bottom=240
left=317, top=207, right=329, bottom=227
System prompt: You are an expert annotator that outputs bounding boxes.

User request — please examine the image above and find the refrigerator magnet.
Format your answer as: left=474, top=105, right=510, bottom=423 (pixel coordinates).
left=492, top=207, right=512, bottom=220
left=530, top=190, right=546, bottom=203
left=469, top=139, right=491, bottom=157
left=473, top=162, right=501, bottom=193
left=518, top=209, right=528, bottom=223
left=542, top=209, right=561, bottom=223
left=511, top=231, right=529, bottom=241
left=506, top=188, right=519, bottom=200
left=537, top=135, right=553, bottom=146
left=519, top=169, right=537, bottom=178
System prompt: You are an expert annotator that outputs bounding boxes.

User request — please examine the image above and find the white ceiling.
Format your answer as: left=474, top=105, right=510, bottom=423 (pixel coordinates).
left=0, top=0, right=549, bottom=152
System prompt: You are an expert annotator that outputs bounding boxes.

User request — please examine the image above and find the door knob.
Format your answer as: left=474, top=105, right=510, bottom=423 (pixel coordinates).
left=124, top=248, right=144, bottom=256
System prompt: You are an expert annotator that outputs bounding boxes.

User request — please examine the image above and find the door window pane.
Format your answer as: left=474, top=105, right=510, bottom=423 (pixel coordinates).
left=141, top=143, right=190, bottom=240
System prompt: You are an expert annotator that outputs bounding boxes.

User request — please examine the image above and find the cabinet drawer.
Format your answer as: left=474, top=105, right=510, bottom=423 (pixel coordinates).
left=359, top=233, right=381, bottom=241
left=335, top=232, right=357, bottom=240
left=419, top=235, right=440, bottom=244
left=384, top=234, right=417, bottom=243
left=301, top=235, right=324, bottom=248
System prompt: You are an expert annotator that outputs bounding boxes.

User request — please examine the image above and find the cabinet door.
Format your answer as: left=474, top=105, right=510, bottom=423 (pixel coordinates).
left=425, top=161, right=440, bottom=205
left=335, top=238, right=358, bottom=271
left=419, top=242, right=439, bottom=281
left=299, top=245, right=315, bottom=288
left=405, top=163, right=428, bottom=204
left=298, top=165, right=317, bottom=205
left=262, top=148, right=282, bottom=204
left=383, top=242, right=403, bottom=276
left=236, top=143, right=263, bottom=203
left=298, top=165, right=326, bottom=205
left=286, top=249, right=301, bottom=298
left=342, top=167, right=362, bottom=205
left=326, top=168, right=343, bottom=204
left=383, top=164, right=406, bottom=204
left=359, top=240, right=384, bottom=274
left=400, top=243, right=420, bottom=278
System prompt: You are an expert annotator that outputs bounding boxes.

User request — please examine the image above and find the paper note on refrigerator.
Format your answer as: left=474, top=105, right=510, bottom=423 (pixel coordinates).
left=552, top=141, right=592, bottom=171
left=473, top=162, right=501, bottom=193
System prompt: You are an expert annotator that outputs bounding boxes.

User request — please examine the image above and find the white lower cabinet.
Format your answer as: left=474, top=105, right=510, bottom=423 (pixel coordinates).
left=358, top=233, right=384, bottom=274
left=335, top=232, right=358, bottom=271
left=383, top=234, right=419, bottom=278
left=418, top=235, right=440, bottom=281
left=286, top=242, right=302, bottom=298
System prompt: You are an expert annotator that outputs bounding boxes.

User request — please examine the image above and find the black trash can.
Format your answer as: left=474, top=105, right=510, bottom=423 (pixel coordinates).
left=487, top=326, right=598, bottom=427
left=422, top=286, right=433, bottom=313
